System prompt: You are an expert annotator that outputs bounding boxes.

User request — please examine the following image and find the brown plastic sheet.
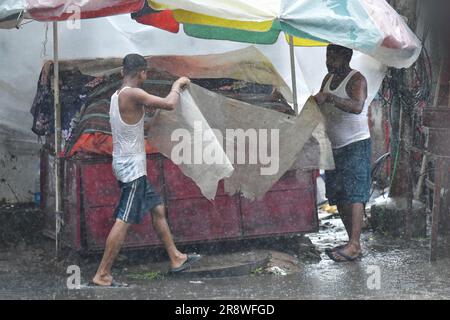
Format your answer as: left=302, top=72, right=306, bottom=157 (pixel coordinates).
left=147, top=84, right=333, bottom=200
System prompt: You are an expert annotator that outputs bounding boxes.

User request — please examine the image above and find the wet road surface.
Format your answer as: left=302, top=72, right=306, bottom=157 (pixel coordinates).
left=1, top=217, right=450, bottom=300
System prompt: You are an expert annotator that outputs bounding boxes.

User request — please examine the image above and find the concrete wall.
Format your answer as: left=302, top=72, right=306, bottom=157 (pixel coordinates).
left=0, top=139, right=41, bottom=204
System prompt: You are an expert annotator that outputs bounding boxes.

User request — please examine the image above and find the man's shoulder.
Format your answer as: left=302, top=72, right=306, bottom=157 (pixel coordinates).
left=350, top=70, right=367, bottom=82
left=324, top=73, right=332, bottom=81
left=121, top=86, right=144, bottom=97
left=346, top=70, right=367, bottom=91
left=320, top=73, right=332, bottom=89
left=120, top=87, right=147, bottom=105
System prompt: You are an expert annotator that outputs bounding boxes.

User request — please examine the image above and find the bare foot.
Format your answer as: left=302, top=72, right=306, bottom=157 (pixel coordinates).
left=92, top=274, right=113, bottom=286
left=170, top=253, right=188, bottom=269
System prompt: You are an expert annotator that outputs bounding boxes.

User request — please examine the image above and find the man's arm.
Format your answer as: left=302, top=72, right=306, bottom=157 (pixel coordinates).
left=133, top=77, right=191, bottom=111
left=320, top=74, right=332, bottom=92
left=313, top=74, right=331, bottom=105
left=328, top=73, right=367, bottom=114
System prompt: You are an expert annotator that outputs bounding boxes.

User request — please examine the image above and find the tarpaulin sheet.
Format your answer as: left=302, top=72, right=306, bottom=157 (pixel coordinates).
left=147, top=85, right=234, bottom=200
left=147, top=84, right=332, bottom=200
left=26, top=0, right=144, bottom=21
left=148, top=46, right=293, bottom=104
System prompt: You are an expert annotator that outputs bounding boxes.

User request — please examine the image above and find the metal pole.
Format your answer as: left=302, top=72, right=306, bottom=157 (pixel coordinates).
left=53, top=21, right=62, bottom=255
left=289, top=35, right=299, bottom=115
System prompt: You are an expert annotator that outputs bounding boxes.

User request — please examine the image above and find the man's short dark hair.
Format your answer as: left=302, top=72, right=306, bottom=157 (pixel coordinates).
left=122, top=54, right=148, bottom=77
left=327, top=44, right=353, bottom=63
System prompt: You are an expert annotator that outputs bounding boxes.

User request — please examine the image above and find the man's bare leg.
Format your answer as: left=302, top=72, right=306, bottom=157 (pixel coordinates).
left=92, top=219, right=130, bottom=285
left=331, top=203, right=363, bottom=260
left=151, top=204, right=187, bottom=269
left=337, top=203, right=353, bottom=237
left=345, top=202, right=364, bottom=255
left=327, top=203, right=352, bottom=252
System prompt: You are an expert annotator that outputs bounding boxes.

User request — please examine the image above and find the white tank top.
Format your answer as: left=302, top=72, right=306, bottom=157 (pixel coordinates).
left=322, top=70, right=370, bottom=149
left=110, top=86, right=147, bottom=183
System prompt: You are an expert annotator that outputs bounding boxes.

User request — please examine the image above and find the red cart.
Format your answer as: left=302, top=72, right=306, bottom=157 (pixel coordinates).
left=40, top=147, right=318, bottom=252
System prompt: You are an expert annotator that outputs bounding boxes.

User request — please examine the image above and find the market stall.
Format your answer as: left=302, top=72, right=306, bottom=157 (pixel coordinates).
left=0, top=0, right=421, bottom=253
left=35, top=48, right=328, bottom=251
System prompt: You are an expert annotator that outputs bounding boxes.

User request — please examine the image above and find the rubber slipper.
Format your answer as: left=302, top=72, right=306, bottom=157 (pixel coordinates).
left=325, top=249, right=362, bottom=263
left=325, top=244, right=346, bottom=254
left=169, top=254, right=202, bottom=274
left=87, top=280, right=129, bottom=288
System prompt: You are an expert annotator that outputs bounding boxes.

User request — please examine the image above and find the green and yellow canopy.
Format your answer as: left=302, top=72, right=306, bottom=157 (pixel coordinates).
left=132, top=0, right=421, bottom=68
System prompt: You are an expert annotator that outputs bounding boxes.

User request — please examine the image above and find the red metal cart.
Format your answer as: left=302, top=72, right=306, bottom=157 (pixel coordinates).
left=40, top=148, right=318, bottom=252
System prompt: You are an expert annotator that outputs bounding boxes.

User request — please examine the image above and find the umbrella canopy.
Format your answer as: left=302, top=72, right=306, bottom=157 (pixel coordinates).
left=0, top=0, right=25, bottom=19
left=0, top=0, right=26, bottom=28
left=132, top=1, right=325, bottom=46
left=0, top=0, right=145, bottom=25
left=25, top=0, right=144, bottom=21
left=2, top=0, right=422, bottom=68
left=133, top=0, right=421, bottom=68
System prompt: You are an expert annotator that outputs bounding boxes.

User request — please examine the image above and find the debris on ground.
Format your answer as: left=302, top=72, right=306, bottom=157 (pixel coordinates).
left=318, top=202, right=340, bottom=221
left=251, top=267, right=264, bottom=275
left=266, top=266, right=288, bottom=276
left=128, top=271, right=163, bottom=281
left=319, top=203, right=338, bottom=215
left=266, top=251, right=300, bottom=275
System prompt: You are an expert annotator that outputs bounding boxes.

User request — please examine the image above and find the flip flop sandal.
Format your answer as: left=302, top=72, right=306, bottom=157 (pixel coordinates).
left=87, top=280, right=129, bottom=288
left=326, top=249, right=362, bottom=263
left=325, top=244, right=347, bottom=254
left=169, top=253, right=202, bottom=274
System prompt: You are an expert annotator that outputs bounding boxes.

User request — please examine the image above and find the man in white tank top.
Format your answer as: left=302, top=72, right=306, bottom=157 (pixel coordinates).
left=314, top=45, right=371, bottom=262
left=92, top=54, right=201, bottom=287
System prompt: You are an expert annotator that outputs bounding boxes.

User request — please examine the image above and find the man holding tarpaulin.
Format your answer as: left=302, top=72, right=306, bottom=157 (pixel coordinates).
left=315, top=44, right=370, bottom=263
left=91, top=54, right=201, bottom=287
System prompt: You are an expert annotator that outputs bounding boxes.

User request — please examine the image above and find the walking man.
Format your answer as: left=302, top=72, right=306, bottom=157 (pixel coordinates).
left=92, top=54, right=201, bottom=287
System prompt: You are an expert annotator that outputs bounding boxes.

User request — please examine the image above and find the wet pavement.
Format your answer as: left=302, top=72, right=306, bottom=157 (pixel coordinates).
left=1, top=212, right=450, bottom=300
